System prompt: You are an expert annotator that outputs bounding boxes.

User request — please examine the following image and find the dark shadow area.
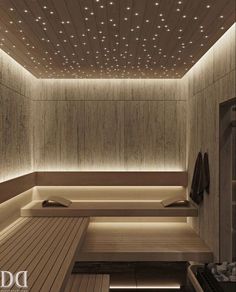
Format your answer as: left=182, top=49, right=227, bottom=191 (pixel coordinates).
left=73, top=262, right=195, bottom=291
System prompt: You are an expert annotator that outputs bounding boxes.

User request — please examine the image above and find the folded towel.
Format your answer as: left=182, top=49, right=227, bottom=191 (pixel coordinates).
left=190, top=152, right=204, bottom=204
left=203, top=152, right=210, bottom=194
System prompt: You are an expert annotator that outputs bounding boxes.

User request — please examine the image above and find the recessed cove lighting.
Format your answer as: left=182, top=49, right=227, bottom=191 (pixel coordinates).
left=110, top=284, right=181, bottom=289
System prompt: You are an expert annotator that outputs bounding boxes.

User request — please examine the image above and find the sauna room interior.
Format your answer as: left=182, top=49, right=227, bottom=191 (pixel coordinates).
left=0, top=0, right=235, bottom=291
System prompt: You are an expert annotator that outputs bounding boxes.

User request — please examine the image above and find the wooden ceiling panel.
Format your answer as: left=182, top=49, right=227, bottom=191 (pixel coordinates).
left=0, top=0, right=235, bottom=78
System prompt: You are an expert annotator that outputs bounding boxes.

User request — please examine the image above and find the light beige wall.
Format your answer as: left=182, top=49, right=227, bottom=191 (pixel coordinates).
left=32, top=79, right=187, bottom=171
left=0, top=50, right=36, bottom=182
left=0, top=188, right=33, bottom=231
left=185, top=23, right=236, bottom=260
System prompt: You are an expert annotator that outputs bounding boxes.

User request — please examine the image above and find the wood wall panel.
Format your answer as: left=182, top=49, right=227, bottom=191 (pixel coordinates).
left=33, top=101, right=85, bottom=170
left=36, top=172, right=188, bottom=187
left=164, top=101, right=186, bottom=170
left=128, top=80, right=165, bottom=101
left=124, top=101, right=164, bottom=170
left=0, top=50, right=34, bottom=182
left=164, top=79, right=188, bottom=101
left=0, top=50, right=36, bottom=99
left=213, top=26, right=236, bottom=81
left=0, top=85, right=32, bottom=182
left=35, top=80, right=84, bottom=101
left=33, top=79, right=186, bottom=101
left=217, top=69, right=236, bottom=104
left=33, top=100, right=186, bottom=171
left=33, top=79, right=187, bottom=171
left=186, top=24, right=236, bottom=260
left=0, top=173, right=35, bottom=204
left=84, top=101, right=124, bottom=170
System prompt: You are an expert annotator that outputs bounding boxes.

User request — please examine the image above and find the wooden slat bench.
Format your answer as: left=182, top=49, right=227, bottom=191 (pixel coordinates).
left=65, top=274, right=110, bottom=292
left=79, top=222, right=213, bottom=262
left=0, top=217, right=89, bottom=292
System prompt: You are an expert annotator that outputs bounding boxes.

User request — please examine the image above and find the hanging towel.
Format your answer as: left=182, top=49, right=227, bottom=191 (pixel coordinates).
left=203, top=152, right=210, bottom=194
left=190, top=152, right=204, bottom=204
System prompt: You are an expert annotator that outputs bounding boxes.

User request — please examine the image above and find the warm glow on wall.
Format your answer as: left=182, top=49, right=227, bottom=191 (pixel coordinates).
left=0, top=48, right=36, bottom=79
left=185, top=22, right=236, bottom=78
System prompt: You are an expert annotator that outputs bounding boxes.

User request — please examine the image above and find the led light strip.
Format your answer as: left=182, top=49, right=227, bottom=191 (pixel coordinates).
left=110, top=284, right=181, bottom=289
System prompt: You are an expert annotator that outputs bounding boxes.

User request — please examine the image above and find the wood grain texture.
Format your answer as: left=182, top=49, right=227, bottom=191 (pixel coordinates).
left=164, top=79, right=188, bottom=101
left=164, top=101, right=186, bottom=170
left=34, top=78, right=187, bottom=101
left=31, top=184, right=188, bottom=223
left=0, top=189, right=32, bottom=232
left=217, top=69, right=236, bottom=104
left=36, top=171, right=188, bottom=186
left=0, top=50, right=36, bottom=98
left=65, top=274, right=110, bottom=292
left=33, top=101, right=85, bottom=170
left=21, top=200, right=197, bottom=217
left=124, top=101, right=165, bottom=170
left=0, top=217, right=89, bottom=292
left=33, top=100, right=186, bottom=170
left=0, top=173, right=35, bottom=204
left=213, top=25, right=236, bottom=81
left=78, top=222, right=213, bottom=262
left=32, top=78, right=188, bottom=171
left=0, top=84, right=32, bottom=182
left=84, top=101, right=124, bottom=170
left=185, top=24, right=236, bottom=261
left=0, top=2, right=235, bottom=78
left=33, top=186, right=186, bottom=201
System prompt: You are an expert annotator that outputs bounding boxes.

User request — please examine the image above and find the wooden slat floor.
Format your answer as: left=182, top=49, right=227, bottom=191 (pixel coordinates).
left=78, top=222, right=213, bottom=262
left=0, top=217, right=89, bottom=292
left=21, top=200, right=198, bottom=217
left=65, top=274, right=110, bottom=292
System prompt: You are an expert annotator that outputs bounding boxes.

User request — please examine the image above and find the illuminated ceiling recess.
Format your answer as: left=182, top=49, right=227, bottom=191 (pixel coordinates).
left=0, top=0, right=235, bottom=78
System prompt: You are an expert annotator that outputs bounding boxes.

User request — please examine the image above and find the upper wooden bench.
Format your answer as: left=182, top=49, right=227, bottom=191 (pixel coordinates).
left=21, top=200, right=198, bottom=217
left=0, top=216, right=89, bottom=292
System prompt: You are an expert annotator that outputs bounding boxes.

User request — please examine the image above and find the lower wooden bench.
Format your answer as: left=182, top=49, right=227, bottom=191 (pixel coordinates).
left=65, top=274, right=110, bottom=292
left=79, top=222, right=213, bottom=262
left=0, top=217, right=89, bottom=292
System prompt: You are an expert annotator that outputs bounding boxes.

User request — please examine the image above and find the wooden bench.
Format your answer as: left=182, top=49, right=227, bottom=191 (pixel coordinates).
left=21, top=200, right=198, bottom=217
left=79, top=221, right=213, bottom=262
left=65, top=274, right=110, bottom=292
left=0, top=217, right=89, bottom=292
